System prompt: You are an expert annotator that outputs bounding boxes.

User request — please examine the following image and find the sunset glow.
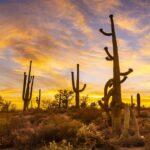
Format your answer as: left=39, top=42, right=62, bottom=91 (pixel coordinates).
left=0, top=0, right=149, bottom=108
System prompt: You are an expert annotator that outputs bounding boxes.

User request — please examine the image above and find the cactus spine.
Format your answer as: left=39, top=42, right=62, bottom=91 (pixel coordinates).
left=22, top=61, right=34, bottom=111
left=137, top=93, right=141, bottom=116
left=71, top=64, right=86, bottom=108
left=36, top=89, right=41, bottom=109
left=99, top=15, right=133, bottom=135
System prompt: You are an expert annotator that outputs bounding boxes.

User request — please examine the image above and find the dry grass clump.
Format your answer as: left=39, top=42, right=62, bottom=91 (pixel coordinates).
left=76, top=123, right=116, bottom=149
left=119, top=136, right=145, bottom=147
left=0, top=119, right=12, bottom=148
left=0, top=113, right=82, bottom=149
left=36, top=114, right=82, bottom=143
left=69, top=108, right=102, bottom=124
left=39, top=140, right=73, bottom=150
left=139, top=110, right=149, bottom=118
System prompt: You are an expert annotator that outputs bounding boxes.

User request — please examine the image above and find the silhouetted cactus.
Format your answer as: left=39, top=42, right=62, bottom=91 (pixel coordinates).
left=130, top=95, right=135, bottom=109
left=36, top=89, right=41, bottom=109
left=22, top=61, right=34, bottom=111
left=71, top=64, right=86, bottom=108
left=137, top=93, right=141, bottom=116
left=99, top=15, right=133, bottom=134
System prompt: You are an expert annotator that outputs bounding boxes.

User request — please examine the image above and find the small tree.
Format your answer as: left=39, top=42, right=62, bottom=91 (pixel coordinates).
left=55, top=90, right=73, bottom=109
left=55, top=93, right=62, bottom=108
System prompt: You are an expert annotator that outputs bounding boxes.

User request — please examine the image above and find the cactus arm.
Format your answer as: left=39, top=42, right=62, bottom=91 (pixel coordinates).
left=79, top=84, right=86, bottom=92
left=103, top=79, right=113, bottom=98
left=22, top=72, right=27, bottom=101
left=29, top=76, right=34, bottom=100
left=120, top=76, right=127, bottom=84
left=120, top=68, right=133, bottom=76
left=98, top=100, right=111, bottom=120
left=99, top=29, right=112, bottom=36
left=28, top=61, right=32, bottom=77
left=104, top=47, right=113, bottom=60
left=76, top=64, right=79, bottom=90
left=102, top=88, right=114, bottom=105
left=71, top=72, right=76, bottom=92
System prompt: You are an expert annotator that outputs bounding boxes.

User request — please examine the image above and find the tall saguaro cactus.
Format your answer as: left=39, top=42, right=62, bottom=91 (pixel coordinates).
left=22, top=61, right=34, bottom=111
left=36, top=89, right=41, bottom=109
left=99, top=15, right=133, bottom=135
left=71, top=64, right=86, bottom=108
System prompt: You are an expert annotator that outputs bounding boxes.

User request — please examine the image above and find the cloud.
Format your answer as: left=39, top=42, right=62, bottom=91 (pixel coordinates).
left=82, top=0, right=121, bottom=14
left=0, top=0, right=149, bottom=107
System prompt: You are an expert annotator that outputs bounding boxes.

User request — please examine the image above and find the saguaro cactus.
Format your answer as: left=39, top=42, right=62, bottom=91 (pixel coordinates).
left=22, top=61, right=34, bottom=111
left=131, top=95, right=135, bottom=109
left=36, top=89, right=41, bottom=109
left=71, top=64, right=86, bottom=108
left=99, top=15, right=133, bottom=135
left=137, top=93, right=141, bottom=116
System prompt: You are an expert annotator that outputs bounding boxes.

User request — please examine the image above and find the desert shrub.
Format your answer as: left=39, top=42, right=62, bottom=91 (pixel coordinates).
left=69, top=108, right=102, bottom=124
left=9, top=114, right=82, bottom=148
left=36, top=114, right=82, bottom=143
left=0, top=96, right=14, bottom=112
left=39, top=140, right=73, bottom=150
left=119, top=136, right=145, bottom=147
left=77, top=123, right=103, bottom=140
left=0, top=119, right=13, bottom=148
left=76, top=123, right=115, bottom=149
left=140, top=111, right=149, bottom=118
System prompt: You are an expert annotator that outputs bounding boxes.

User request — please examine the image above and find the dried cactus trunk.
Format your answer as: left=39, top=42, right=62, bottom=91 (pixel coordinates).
left=120, top=104, right=130, bottom=139
left=22, top=61, right=34, bottom=111
left=137, top=93, right=141, bottom=116
left=71, top=64, right=86, bottom=108
left=130, top=108, right=141, bottom=138
left=99, top=15, right=133, bottom=135
left=36, top=89, right=41, bottom=109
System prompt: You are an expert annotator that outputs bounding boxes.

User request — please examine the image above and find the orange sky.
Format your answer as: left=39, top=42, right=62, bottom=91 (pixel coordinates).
left=0, top=0, right=149, bottom=108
